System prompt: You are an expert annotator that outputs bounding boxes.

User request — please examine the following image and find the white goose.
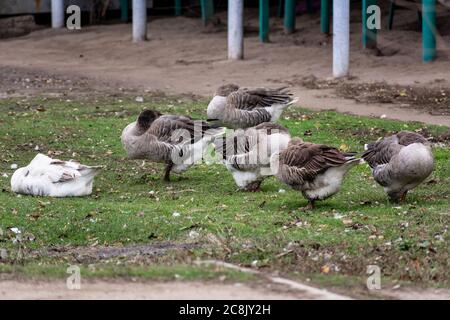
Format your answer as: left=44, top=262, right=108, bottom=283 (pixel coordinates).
left=11, top=153, right=101, bottom=197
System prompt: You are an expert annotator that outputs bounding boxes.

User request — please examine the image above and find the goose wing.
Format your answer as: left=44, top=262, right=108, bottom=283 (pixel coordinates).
left=148, top=115, right=220, bottom=145
left=361, top=131, right=427, bottom=168
left=29, top=159, right=98, bottom=184
left=279, top=143, right=349, bottom=184
left=227, top=88, right=293, bottom=111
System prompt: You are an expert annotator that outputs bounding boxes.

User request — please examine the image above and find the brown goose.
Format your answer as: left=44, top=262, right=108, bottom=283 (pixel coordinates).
left=121, top=109, right=225, bottom=181
left=207, top=84, right=297, bottom=129
left=362, top=131, right=434, bottom=202
left=270, top=138, right=360, bottom=210
left=214, top=123, right=291, bottom=191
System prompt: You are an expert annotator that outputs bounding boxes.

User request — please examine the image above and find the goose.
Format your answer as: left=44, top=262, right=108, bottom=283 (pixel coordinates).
left=214, top=123, right=291, bottom=191
left=207, top=84, right=297, bottom=129
left=121, top=109, right=225, bottom=181
left=10, top=153, right=101, bottom=197
left=362, top=131, right=434, bottom=203
left=270, top=138, right=360, bottom=210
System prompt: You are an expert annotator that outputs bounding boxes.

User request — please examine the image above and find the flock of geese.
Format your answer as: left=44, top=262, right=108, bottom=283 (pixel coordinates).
left=11, top=84, right=435, bottom=209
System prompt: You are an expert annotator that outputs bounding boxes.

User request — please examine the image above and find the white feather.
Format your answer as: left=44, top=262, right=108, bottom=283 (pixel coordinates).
left=265, top=97, right=298, bottom=122
left=206, top=96, right=227, bottom=120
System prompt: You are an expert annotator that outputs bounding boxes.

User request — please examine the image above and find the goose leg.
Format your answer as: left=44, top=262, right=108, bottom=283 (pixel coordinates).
left=300, top=200, right=315, bottom=211
left=163, top=163, right=173, bottom=182
left=399, top=191, right=408, bottom=203
left=246, top=180, right=263, bottom=192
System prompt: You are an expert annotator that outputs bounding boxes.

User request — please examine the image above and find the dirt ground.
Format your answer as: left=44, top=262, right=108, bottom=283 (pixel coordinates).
left=0, top=279, right=310, bottom=300
left=0, top=6, right=449, bottom=125
left=1, top=277, right=449, bottom=300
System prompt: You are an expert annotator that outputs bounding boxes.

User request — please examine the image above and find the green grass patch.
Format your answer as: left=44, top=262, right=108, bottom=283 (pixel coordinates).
left=0, top=94, right=449, bottom=288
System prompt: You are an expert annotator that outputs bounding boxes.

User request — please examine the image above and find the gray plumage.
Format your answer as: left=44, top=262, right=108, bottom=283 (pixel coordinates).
left=207, top=84, right=297, bottom=129
left=271, top=138, right=360, bottom=209
left=214, top=123, right=291, bottom=191
left=362, top=131, right=434, bottom=202
left=121, top=109, right=224, bottom=181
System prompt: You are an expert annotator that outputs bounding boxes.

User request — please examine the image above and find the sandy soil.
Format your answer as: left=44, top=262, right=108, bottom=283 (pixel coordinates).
left=0, top=279, right=308, bottom=300
left=1, top=278, right=449, bottom=300
left=0, top=6, right=449, bottom=125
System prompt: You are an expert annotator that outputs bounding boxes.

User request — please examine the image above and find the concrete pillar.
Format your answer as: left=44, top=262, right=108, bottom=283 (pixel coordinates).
left=333, top=0, right=350, bottom=77
left=228, top=0, right=244, bottom=60
left=51, top=0, right=65, bottom=28
left=132, top=0, right=147, bottom=42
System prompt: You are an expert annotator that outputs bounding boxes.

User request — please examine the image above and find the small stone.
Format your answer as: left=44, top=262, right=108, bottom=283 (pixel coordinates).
left=189, top=230, right=199, bottom=239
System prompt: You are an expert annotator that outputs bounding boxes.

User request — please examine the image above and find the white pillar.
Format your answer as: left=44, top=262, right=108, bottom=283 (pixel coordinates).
left=228, top=0, right=244, bottom=60
left=132, top=0, right=147, bottom=42
left=51, top=0, right=65, bottom=29
left=333, top=0, right=350, bottom=77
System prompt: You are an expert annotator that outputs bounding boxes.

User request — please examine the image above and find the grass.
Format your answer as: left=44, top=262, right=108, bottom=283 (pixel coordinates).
left=0, top=94, right=449, bottom=290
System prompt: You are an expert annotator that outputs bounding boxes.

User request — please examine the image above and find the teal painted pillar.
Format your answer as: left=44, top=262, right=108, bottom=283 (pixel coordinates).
left=284, top=0, right=296, bottom=34
left=422, top=0, right=436, bottom=63
left=175, top=0, right=182, bottom=16
left=278, top=0, right=284, bottom=18
left=259, top=0, right=269, bottom=42
left=306, top=0, right=313, bottom=14
left=320, top=0, right=330, bottom=34
left=201, top=0, right=214, bottom=26
left=120, top=0, right=128, bottom=22
left=362, top=0, right=377, bottom=49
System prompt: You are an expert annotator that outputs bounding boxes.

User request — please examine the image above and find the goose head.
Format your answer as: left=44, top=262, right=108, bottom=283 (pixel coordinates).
left=387, top=189, right=407, bottom=203
left=137, top=109, right=162, bottom=131
left=10, top=167, right=29, bottom=193
left=207, top=84, right=240, bottom=121
left=215, top=83, right=239, bottom=97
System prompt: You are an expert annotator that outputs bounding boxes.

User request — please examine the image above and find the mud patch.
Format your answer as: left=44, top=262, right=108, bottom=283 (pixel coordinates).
left=274, top=240, right=450, bottom=285
left=32, top=242, right=202, bottom=263
left=288, top=75, right=450, bottom=116
left=339, top=126, right=450, bottom=146
left=336, top=82, right=450, bottom=116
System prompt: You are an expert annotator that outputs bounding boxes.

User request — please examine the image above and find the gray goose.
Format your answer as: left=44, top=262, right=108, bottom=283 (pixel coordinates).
left=207, top=84, right=297, bottom=129
left=214, top=123, right=291, bottom=191
left=270, top=138, right=360, bottom=210
left=121, top=109, right=224, bottom=181
left=362, top=131, right=434, bottom=203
